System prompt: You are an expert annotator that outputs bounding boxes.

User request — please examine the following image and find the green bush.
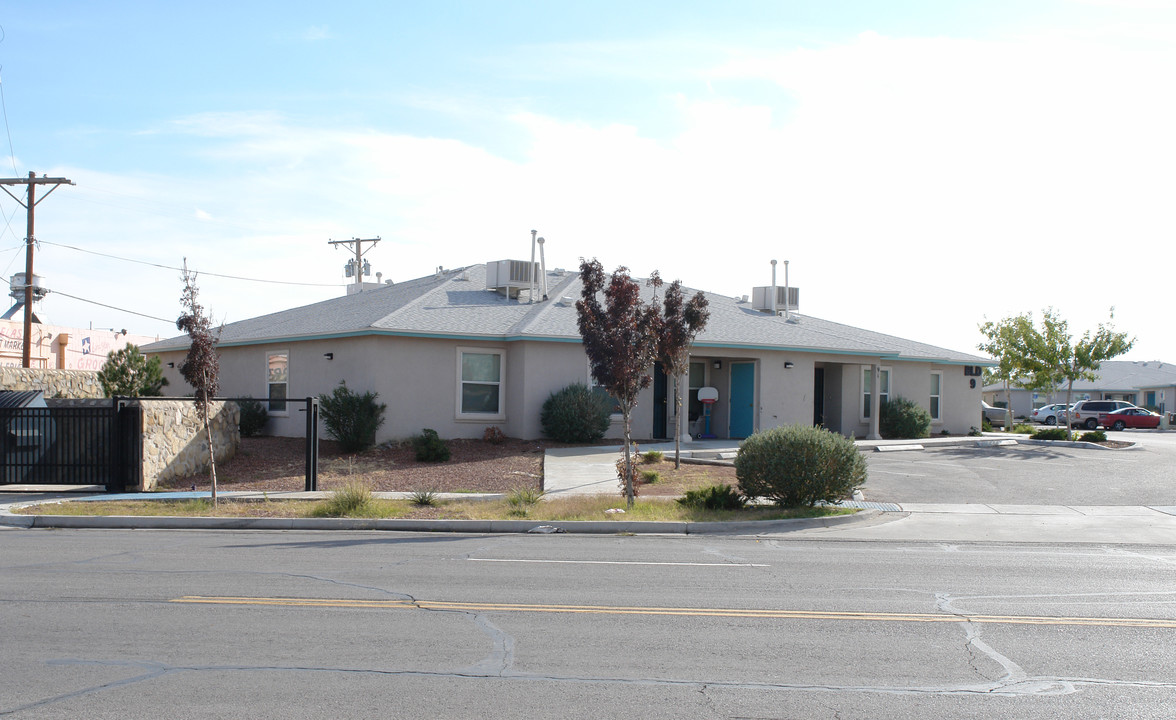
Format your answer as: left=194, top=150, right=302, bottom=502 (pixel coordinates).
left=1031, top=428, right=1069, bottom=441
left=640, top=469, right=660, bottom=483
left=237, top=396, right=268, bottom=437
left=507, top=486, right=544, bottom=507
left=641, top=450, right=664, bottom=463
left=318, top=382, right=387, bottom=453
left=540, top=383, right=613, bottom=443
left=1011, top=423, right=1035, bottom=434
left=879, top=397, right=931, bottom=439
left=413, top=428, right=451, bottom=462
left=735, top=425, right=867, bottom=507
left=676, top=483, right=746, bottom=510
left=312, top=481, right=373, bottom=517
left=410, top=489, right=439, bottom=507
left=981, top=417, right=993, bottom=432
left=1080, top=430, right=1107, bottom=443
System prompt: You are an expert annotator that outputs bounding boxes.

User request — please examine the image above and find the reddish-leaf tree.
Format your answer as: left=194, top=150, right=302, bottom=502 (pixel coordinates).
left=177, top=259, right=222, bottom=504
left=576, top=258, right=659, bottom=508
left=650, top=273, right=710, bottom=469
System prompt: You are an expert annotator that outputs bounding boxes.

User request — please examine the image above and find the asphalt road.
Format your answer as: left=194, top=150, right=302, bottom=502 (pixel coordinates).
left=863, top=433, right=1176, bottom=506
left=3, top=528, right=1175, bottom=718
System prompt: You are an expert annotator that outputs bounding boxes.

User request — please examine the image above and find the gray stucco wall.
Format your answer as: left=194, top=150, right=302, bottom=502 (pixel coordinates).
left=152, top=338, right=984, bottom=443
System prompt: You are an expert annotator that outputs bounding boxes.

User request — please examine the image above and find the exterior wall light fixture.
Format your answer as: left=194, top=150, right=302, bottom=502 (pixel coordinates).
left=324, top=353, right=334, bottom=360
left=784, top=361, right=794, bottom=369
left=713, top=360, right=721, bottom=369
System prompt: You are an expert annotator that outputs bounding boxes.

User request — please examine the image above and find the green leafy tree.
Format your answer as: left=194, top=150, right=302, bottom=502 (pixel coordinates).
left=999, top=308, right=1134, bottom=440
left=977, top=313, right=1034, bottom=430
left=649, top=273, right=710, bottom=469
left=177, top=260, right=222, bottom=503
left=97, top=344, right=168, bottom=397
left=576, top=258, right=660, bottom=508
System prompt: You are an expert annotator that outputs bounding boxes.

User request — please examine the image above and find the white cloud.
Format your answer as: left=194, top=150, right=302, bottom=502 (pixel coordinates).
left=30, top=29, right=1176, bottom=362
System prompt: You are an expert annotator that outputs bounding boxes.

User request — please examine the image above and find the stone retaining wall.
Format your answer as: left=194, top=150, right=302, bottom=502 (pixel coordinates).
left=0, top=368, right=104, bottom=398
left=140, top=401, right=239, bottom=491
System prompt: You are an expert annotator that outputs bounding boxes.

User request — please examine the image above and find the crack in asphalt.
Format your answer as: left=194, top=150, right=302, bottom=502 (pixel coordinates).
left=10, top=655, right=1171, bottom=716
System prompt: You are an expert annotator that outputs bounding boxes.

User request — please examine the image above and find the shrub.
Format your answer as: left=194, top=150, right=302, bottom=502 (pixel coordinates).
left=507, top=486, right=544, bottom=507
left=313, top=481, right=373, bottom=517
left=641, top=450, right=664, bottom=463
left=879, top=397, right=930, bottom=439
left=1080, top=430, right=1107, bottom=443
left=410, top=489, right=439, bottom=507
left=413, top=428, right=451, bottom=462
left=676, top=483, right=747, bottom=510
left=318, top=382, right=387, bottom=453
left=735, top=424, right=867, bottom=507
left=1011, top=423, right=1035, bottom=435
left=968, top=426, right=983, bottom=437
left=237, top=396, right=268, bottom=437
left=482, top=426, right=506, bottom=444
left=1031, top=428, right=1069, bottom=441
left=640, top=470, right=660, bottom=483
left=981, top=417, right=993, bottom=432
left=540, top=383, right=613, bottom=443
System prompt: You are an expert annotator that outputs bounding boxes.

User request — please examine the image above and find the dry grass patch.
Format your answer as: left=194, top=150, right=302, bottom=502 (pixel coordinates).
left=19, top=495, right=855, bottom=523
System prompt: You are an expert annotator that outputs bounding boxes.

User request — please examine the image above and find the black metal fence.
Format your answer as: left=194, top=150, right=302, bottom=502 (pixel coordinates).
left=0, top=402, right=140, bottom=491
left=1, top=396, right=319, bottom=493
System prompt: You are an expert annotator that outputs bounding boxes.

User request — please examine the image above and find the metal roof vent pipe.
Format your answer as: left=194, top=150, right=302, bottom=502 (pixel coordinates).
left=537, top=236, right=548, bottom=300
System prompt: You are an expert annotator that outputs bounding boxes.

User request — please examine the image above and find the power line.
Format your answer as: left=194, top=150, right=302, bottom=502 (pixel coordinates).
left=47, top=289, right=173, bottom=323
left=39, top=240, right=345, bottom=287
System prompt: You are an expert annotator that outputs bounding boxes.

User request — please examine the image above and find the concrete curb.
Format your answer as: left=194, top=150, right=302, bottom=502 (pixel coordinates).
left=0, top=508, right=878, bottom=535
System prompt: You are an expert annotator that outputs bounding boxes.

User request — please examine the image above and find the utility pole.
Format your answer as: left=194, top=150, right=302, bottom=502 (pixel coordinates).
left=327, top=236, right=380, bottom=293
left=0, top=171, right=75, bottom=367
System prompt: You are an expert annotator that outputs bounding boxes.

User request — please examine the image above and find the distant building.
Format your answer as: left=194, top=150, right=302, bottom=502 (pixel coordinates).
left=0, top=319, right=160, bottom=371
left=983, top=360, right=1176, bottom=418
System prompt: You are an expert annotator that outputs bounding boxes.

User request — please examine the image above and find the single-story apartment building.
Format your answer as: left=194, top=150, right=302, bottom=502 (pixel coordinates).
left=984, top=360, right=1176, bottom=419
left=144, top=261, right=992, bottom=443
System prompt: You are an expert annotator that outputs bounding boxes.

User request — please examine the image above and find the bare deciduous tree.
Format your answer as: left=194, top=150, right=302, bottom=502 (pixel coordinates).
left=177, top=259, right=222, bottom=503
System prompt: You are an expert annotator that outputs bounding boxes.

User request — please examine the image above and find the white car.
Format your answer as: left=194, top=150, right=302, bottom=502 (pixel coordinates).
left=1031, top=403, right=1069, bottom=425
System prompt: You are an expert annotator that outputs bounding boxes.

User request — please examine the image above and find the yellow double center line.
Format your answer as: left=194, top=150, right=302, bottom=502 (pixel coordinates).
left=170, top=596, right=1176, bottom=629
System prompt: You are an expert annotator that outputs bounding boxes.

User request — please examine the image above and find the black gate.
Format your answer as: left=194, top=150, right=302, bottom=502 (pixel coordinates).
left=0, top=401, right=141, bottom=492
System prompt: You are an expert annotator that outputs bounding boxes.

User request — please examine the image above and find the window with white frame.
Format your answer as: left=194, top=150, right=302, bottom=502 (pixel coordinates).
left=458, top=348, right=504, bottom=418
left=267, top=351, right=289, bottom=414
left=861, top=366, right=890, bottom=420
left=929, top=371, right=942, bottom=421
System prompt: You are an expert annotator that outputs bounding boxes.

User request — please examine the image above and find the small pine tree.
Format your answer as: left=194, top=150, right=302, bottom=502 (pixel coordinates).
left=98, top=344, right=169, bottom=397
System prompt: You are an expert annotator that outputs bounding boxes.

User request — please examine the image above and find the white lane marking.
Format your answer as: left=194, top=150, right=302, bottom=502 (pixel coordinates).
left=868, top=470, right=927, bottom=477
left=470, top=558, right=769, bottom=567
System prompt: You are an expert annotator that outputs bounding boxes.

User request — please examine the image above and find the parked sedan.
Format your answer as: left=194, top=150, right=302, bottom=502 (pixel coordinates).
left=1100, top=407, right=1163, bottom=431
left=1031, top=403, right=1069, bottom=425
left=981, top=401, right=1008, bottom=424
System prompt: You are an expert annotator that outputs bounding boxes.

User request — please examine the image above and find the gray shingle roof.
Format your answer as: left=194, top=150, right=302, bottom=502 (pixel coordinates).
left=143, top=263, right=989, bottom=364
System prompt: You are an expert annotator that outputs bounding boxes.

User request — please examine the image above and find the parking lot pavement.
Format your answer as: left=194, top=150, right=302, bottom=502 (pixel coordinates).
left=862, top=441, right=1176, bottom=507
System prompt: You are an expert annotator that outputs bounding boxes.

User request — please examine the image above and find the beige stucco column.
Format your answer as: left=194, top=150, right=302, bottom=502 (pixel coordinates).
left=677, top=370, right=692, bottom=444
left=867, top=363, right=882, bottom=440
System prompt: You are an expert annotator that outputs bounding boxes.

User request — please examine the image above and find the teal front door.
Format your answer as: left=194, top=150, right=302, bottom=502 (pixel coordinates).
left=730, top=362, right=755, bottom=438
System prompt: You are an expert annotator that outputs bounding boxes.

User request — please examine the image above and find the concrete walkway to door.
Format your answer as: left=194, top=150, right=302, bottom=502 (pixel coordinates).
left=543, top=440, right=740, bottom=497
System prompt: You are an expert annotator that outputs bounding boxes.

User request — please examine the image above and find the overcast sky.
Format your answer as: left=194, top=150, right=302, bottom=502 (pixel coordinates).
left=0, top=1, right=1172, bottom=360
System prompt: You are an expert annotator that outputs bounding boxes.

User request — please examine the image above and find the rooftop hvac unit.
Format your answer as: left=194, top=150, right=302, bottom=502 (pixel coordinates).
left=751, top=286, right=799, bottom=313
left=486, top=259, right=539, bottom=297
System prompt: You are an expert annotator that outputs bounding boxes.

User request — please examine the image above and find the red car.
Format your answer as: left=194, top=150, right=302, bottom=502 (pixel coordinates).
left=1099, top=407, right=1162, bottom=430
